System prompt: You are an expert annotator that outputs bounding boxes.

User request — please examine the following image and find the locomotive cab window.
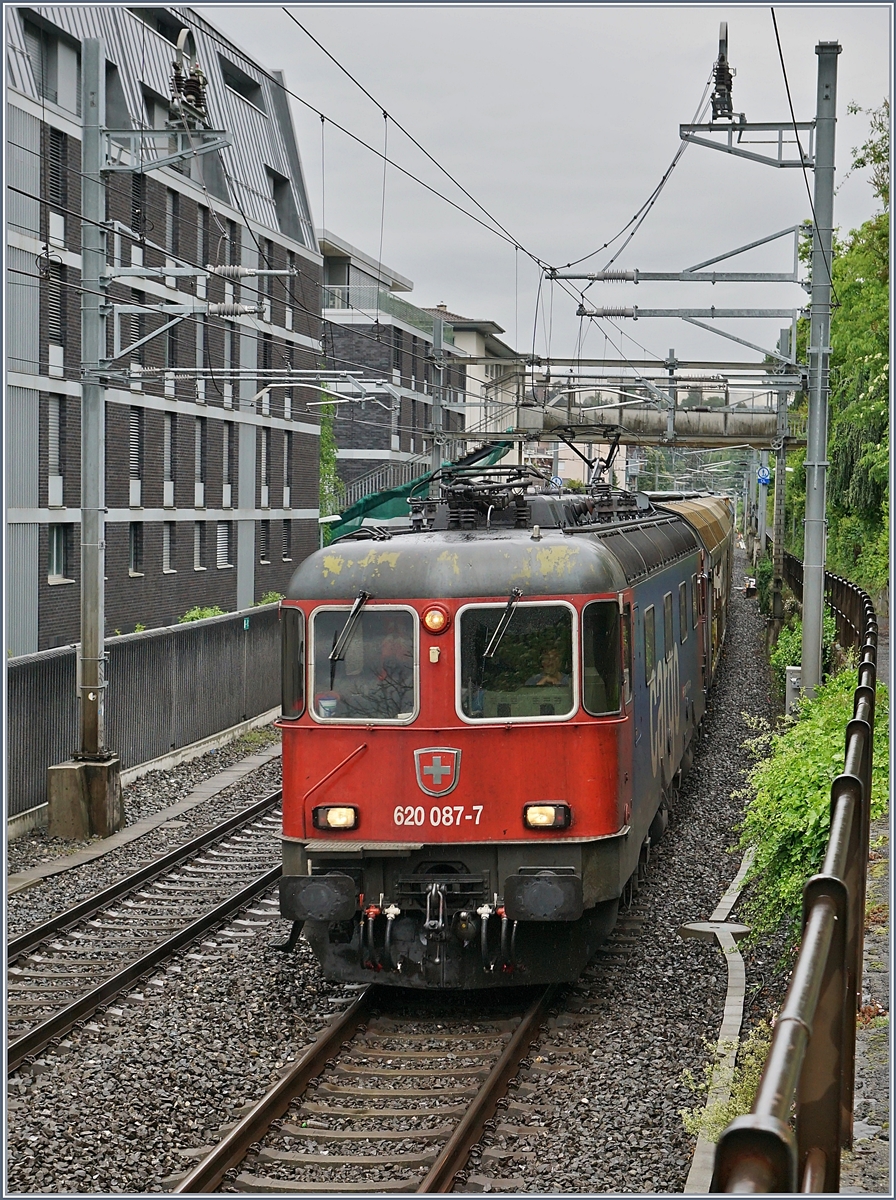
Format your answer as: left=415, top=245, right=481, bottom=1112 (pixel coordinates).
left=582, top=601, right=622, bottom=715
left=311, top=606, right=417, bottom=722
left=281, top=605, right=304, bottom=719
left=458, top=602, right=575, bottom=721
left=644, top=606, right=656, bottom=682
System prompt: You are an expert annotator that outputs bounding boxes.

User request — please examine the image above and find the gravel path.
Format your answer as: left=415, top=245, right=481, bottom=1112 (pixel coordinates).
left=7, top=556, right=790, bottom=1193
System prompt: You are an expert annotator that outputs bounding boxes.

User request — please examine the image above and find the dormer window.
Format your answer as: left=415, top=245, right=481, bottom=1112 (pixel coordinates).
left=218, top=55, right=265, bottom=112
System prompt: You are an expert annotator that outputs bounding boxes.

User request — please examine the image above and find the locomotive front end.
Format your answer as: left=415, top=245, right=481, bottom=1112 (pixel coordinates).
left=277, top=496, right=635, bottom=988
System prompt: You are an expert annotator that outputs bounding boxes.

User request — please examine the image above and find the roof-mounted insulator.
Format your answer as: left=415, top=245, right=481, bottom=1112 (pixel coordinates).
left=208, top=265, right=254, bottom=278
left=207, top=303, right=260, bottom=317
left=711, top=22, right=735, bottom=121
left=183, top=64, right=208, bottom=115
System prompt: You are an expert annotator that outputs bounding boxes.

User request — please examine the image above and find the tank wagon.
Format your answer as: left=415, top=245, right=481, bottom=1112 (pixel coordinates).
left=277, top=467, right=734, bottom=988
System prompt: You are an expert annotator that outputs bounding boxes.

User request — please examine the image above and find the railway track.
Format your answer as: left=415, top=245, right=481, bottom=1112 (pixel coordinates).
left=173, top=984, right=560, bottom=1194
left=7, top=792, right=283, bottom=1074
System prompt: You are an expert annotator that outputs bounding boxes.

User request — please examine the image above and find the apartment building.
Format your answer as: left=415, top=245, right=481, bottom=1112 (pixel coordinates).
left=6, top=5, right=322, bottom=652
left=318, top=231, right=469, bottom=503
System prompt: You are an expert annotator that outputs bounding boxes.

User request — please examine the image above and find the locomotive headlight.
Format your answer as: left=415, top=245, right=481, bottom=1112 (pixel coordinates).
left=312, top=805, right=358, bottom=830
left=523, top=803, right=571, bottom=830
left=422, top=605, right=450, bottom=634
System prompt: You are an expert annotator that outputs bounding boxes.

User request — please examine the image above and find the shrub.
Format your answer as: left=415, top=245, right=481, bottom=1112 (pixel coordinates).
left=737, top=668, right=889, bottom=938
left=681, top=1022, right=773, bottom=1142
left=256, top=591, right=284, bottom=606
left=755, top=554, right=774, bottom=615
left=178, top=605, right=225, bottom=623
left=768, top=613, right=837, bottom=697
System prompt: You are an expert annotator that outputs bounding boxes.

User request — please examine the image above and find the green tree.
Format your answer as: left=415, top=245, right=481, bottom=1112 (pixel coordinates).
left=318, top=383, right=344, bottom=546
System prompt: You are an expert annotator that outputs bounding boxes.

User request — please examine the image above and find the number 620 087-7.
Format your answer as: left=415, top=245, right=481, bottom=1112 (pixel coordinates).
left=393, top=805, right=483, bottom=827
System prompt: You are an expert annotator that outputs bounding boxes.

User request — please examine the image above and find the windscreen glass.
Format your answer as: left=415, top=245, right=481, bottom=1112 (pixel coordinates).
left=312, top=608, right=417, bottom=721
left=582, top=601, right=621, bottom=715
left=459, top=604, right=574, bottom=720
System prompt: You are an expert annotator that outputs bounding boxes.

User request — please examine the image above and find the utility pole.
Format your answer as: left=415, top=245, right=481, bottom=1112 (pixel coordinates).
left=49, top=37, right=231, bottom=839
left=48, top=39, right=123, bottom=840
left=757, top=449, right=769, bottom=553
left=430, top=316, right=444, bottom=480
left=802, top=42, right=841, bottom=694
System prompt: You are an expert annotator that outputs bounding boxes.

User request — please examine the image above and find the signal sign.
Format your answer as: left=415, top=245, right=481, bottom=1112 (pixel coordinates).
left=757, top=466, right=771, bottom=485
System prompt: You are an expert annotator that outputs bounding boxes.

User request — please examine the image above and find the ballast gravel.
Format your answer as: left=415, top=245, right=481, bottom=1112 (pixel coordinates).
left=6, top=733, right=282, bottom=938
left=7, top=553, right=791, bottom=1194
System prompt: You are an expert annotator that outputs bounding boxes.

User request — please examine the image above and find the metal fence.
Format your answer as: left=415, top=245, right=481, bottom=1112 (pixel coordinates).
left=6, top=605, right=280, bottom=821
left=713, top=562, right=878, bottom=1191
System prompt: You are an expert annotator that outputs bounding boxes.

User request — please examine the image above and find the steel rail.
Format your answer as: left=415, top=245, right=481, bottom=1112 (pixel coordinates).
left=7, top=866, right=281, bottom=1074
left=173, top=985, right=379, bottom=1193
left=713, top=562, right=877, bottom=1193
left=8, top=791, right=283, bottom=963
left=416, top=984, right=559, bottom=1193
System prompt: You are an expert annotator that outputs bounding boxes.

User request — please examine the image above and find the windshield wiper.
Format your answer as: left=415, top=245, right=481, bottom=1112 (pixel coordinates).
left=329, top=591, right=372, bottom=686
left=483, top=587, right=523, bottom=659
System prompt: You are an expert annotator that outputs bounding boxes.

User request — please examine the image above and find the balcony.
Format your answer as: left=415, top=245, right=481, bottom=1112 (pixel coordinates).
left=322, top=286, right=454, bottom=344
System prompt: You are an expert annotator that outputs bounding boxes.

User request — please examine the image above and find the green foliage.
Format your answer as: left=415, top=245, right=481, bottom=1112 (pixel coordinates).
left=318, top=386, right=344, bottom=547
left=737, top=670, right=890, bottom=938
left=785, top=102, right=889, bottom=588
left=755, top=554, right=774, bottom=615
left=681, top=1022, right=773, bottom=1142
left=134, top=622, right=146, bottom=632
left=842, top=98, right=890, bottom=209
left=256, top=591, right=284, bottom=606
left=564, top=478, right=586, bottom=492
left=768, top=613, right=837, bottom=697
left=178, top=605, right=226, bottom=623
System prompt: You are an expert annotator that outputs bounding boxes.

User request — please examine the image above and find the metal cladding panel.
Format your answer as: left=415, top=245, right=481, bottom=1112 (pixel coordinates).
left=6, top=523, right=39, bottom=657
left=11, top=7, right=317, bottom=250
left=7, top=105, right=41, bottom=235
left=658, top=497, right=734, bottom=568
left=286, top=533, right=627, bottom=600
left=594, top=529, right=650, bottom=583
left=7, top=251, right=40, bottom=375
left=7, top=648, right=79, bottom=818
left=6, top=609, right=280, bottom=820
left=6, top=388, right=40, bottom=505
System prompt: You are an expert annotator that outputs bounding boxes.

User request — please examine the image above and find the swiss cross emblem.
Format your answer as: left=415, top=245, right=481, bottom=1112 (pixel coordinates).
left=414, top=748, right=462, bottom=797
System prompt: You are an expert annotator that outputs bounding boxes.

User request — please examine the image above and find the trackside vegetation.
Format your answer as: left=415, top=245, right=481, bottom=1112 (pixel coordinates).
left=736, top=668, right=889, bottom=940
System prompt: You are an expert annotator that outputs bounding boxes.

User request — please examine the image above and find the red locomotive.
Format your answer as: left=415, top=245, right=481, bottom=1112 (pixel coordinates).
left=277, top=468, right=734, bottom=988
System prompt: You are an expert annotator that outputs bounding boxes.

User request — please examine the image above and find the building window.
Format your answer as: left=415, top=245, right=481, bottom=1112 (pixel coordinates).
left=131, top=172, right=146, bottom=240
left=48, top=396, right=64, bottom=506
left=260, top=427, right=270, bottom=506
left=129, top=522, right=144, bottom=575
left=259, top=519, right=270, bottom=563
left=48, top=524, right=67, bottom=579
left=163, top=413, right=176, bottom=503
left=194, top=416, right=206, bottom=506
left=282, top=430, right=293, bottom=507
left=393, top=326, right=403, bottom=372
left=163, top=521, right=176, bottom=572
left=130, top=289, right=146, bottom=368
left=165, top=188, right=179, bottom=256
left=129, top=406, right=143, bottom=506
left=216, top=521, right=232, bottom=568
left=285, top=250, right=295, bottom=329
left=195, top=315, right=206, bottom=401
left=46, top=261, right=65, bottom=375
left=193, top=521, right=206, bottom=570
left=282, top=519, right=292, bottom=561
left=46, top=127, right=67, bottom=245
left=23, top=20, right=56, bottom=103
left=223, top=323, right=234, bottom=406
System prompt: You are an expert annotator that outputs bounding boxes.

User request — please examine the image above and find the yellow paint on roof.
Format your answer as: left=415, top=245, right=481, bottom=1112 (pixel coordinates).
left=437, top=550, right=462, bottom=575
left=321, top=554, right=345, bottom=576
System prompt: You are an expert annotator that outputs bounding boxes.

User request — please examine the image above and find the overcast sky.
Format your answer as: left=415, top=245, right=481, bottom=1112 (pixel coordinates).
left=204, top=3, right=890, bottom=370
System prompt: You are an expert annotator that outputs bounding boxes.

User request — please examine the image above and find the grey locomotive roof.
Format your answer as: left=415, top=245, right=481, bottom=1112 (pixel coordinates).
left=286, top=531, right=630, bottom=600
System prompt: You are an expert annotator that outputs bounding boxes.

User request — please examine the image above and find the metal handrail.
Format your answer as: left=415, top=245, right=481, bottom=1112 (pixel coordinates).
left=712, top=561, right=878, bottom=1192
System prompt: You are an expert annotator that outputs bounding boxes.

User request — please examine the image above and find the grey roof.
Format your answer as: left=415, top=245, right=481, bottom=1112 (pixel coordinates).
left=318, top=228, right=414, bottom=293
left=7, top=5, right=317, bottom=250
